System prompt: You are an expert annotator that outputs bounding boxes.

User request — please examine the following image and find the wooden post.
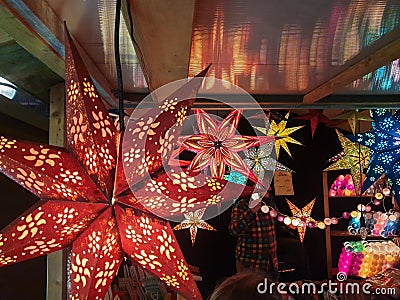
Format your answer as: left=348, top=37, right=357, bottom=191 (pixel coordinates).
left=323, top=172, right=332, bottom=279
left=47, top=83, right=67, bottom=300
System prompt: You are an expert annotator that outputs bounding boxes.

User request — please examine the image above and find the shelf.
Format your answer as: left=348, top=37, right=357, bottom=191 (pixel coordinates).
left=331, top=230, right=355, bottom=237
left=328, top=195, right=376, bottom=199
left=323, top=172, right=399, bottom=279
left=330, top=230, right=399, bottom=238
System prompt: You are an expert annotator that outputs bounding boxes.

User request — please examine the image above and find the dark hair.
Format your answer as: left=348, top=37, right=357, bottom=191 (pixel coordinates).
left=208, top=272, right=283, bottom=300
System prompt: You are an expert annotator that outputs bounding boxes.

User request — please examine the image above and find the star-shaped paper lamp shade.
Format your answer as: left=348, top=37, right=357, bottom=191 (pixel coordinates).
left=0, top=27, right=211, bottom=299
left=294, top=109, right=331, bottom=137
left=173, top=109, right=275, bottom=184
left=243, top=143, right=293, bottom=188
left=286, top=199, right=316, bottom=242
left=325, top=129, right=370, bottom=194
left=331, top=110, right=372, bottom=135
left=347, top=109, right=400, bottom=203
left=173, top=208, right=216, bottom=245
left=256, top=112, right=304, bottom=159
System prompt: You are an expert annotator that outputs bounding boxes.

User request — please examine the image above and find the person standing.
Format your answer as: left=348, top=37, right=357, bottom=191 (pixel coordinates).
left=229, top=188, right=279, bottom=280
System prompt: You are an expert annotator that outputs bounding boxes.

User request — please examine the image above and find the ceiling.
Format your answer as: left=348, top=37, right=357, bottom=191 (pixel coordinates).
left=0, top=0, right=399, bottom=133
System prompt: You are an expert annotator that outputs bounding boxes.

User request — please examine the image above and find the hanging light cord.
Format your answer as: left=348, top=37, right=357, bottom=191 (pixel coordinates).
left=115, top=0, right=124, bottom=132
left=357, top=118, right=362, bottom=201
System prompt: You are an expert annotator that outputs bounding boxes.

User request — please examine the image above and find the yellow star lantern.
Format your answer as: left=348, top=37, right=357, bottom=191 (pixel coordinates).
left=324, top=129, right=370, bottom=194
left=173, top=208, right=216, bottom=246
left=256, top=112, right=304, bottom=158
left=286, top=198, right=316, bottom=242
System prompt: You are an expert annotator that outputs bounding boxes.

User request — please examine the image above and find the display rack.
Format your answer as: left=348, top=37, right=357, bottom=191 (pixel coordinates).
left=322, top=171, right=397, bottom=279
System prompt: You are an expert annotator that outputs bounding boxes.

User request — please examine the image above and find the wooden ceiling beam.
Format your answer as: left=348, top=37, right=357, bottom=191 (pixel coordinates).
left=0, top=1, right=64, bottom=78
left=0, top=41, right=63, bottom=103
left=124, top=0, right=195, bottom=93
left=304, top=27, right=400, bottom=103
left=0, top=95, right=48, bottom=131
left=122, top=93, right=400, bottom=110
left=0, top=27, right=13, bottom=45
left=0, top=0, right=117, bottom=106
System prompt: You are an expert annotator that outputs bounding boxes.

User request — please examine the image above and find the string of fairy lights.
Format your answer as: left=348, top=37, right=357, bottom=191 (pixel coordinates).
left=251, top=176, right=398, bottom=240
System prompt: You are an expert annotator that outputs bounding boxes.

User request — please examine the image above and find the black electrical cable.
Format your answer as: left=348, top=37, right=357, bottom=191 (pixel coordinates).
left=115, top=0, right=124, bottom=132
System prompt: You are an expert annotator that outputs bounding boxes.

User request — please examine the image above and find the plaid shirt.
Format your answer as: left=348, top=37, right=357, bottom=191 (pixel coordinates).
left=229, top=198, right=278, bottom=273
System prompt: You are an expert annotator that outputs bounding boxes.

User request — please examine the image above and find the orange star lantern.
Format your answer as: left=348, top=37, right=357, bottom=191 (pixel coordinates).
left=0, top=27, right=236, bottom=299
left=286, top=198, right=316, bottom=242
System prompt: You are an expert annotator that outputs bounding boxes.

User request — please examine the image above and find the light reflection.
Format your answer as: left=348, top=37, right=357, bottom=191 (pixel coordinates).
left=0, top=77, right=16, bottom=100
left=98, top=0, right=147, bottom=88
left=350, top=59, right=400, bottom=92
left=189, top=0, right=400, bottom=94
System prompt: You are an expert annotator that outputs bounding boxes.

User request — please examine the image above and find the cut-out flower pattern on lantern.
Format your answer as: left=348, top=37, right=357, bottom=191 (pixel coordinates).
left=92, top=111, right=113, bottom=138
left=24, top=147, right=60, bottom=167
left=17, top=211, right=46, bottom=240
left=157, top=230, right=175, bottom=260
left=0, top=26, right=210, bottom=300
left=347, top=109, right=400, bottom=201
left=325, top=129, right=370, bottom=194
left=71, top=113, right=88, bottom=144
left=0, top=137, right=16, bottom=152
left=82, top=79, right=98, bottom=100
left=177, top=259, right=190, bottom=280
left=16, top=168, right=45, bottom=193
left=160, top=98, right=178, bottom=112
left=131, top=116, right=160, bottom=140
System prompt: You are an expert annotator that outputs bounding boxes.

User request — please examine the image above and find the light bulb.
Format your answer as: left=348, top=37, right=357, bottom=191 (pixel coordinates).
left=261, top=205, right=270, bottom=214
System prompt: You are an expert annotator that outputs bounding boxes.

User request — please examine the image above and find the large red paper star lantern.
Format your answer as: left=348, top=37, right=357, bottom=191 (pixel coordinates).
left=171, top=109, right=275, bottom=184
left=0, top=27, right=231, bottom=300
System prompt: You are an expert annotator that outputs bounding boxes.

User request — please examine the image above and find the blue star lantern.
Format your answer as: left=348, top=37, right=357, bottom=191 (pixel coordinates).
left=347, top=109, right=400, bottom=203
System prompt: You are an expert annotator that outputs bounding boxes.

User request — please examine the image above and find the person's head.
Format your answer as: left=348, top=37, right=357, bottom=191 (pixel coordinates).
left=208, top=272, right=283, bottom=300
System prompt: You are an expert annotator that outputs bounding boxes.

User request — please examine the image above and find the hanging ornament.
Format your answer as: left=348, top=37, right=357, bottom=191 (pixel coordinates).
left=255, top=112, right=304, bottom=159
left=331, top=110, right=372, bottom=135
left=347, top=109, right=400, bottom=203
left=294, top=109, right=331, bottom=138
left=243, top=143, right=293, bottom=188
left=286, top=198, right=316, bottom=242
left=0, top=26, right=213, bottom=300
left=325, top=129, right=370, bottom=194
left=173, top=208, right=216, bottom=245
left=172, top=109, right=275, bottom=184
